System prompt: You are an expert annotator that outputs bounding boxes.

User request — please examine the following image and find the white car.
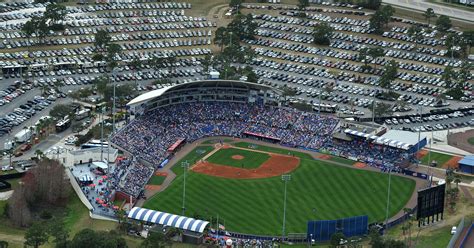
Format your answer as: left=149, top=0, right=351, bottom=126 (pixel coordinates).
left=451, top=226, right=457, bottom=235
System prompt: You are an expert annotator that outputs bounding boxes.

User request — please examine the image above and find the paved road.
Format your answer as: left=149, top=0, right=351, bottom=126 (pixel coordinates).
left=383, top=0, right=474, bottom=23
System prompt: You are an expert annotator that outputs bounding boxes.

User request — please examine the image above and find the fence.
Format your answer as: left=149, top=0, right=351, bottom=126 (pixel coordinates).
left=385, top=207, right=417, bottom=230
left=460, top=223, right=473, bottom=248
left=307, top=216, right=369, bottom=242
left=448, top=217, right=465, bottom=248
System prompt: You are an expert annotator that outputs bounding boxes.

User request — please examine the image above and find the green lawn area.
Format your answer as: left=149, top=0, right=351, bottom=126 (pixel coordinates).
left=206, top=148, right=270, bottom=169
left=148, top=175, right=167, bottom=185
left=410, top=225, right=453, bottom=248
left=468, top=137, right=474, bottom=146
left=144, top=158, right=416, bottom=235
left=329, top=156, right=355, bottom=166
left=234, top=142, right=314, bottom=160
left=420, top=151, right=453, bottom=166
left=171, top=146, right=214, bottom=176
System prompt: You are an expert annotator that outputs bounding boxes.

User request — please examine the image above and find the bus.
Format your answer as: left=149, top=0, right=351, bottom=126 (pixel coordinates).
left=80, top=139, right=108, bottom=149
left=75, top=109, right=91, bottom=121
left=55, top=118, right=71, bottom=132
left=312, top=103, right=338, bottom=113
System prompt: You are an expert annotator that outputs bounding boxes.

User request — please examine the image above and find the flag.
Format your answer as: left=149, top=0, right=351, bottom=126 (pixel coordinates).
left=218, top=224, right=225, bottom=230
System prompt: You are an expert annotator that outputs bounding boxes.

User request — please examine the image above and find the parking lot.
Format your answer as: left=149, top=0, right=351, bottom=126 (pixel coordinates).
left=0, top=1, right=473, bottom=143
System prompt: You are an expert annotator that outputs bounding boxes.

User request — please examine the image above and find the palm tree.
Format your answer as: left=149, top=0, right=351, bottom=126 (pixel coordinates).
left=453, top=174, right=461, bottom=188
left=34, top=149, right=44, bottom=159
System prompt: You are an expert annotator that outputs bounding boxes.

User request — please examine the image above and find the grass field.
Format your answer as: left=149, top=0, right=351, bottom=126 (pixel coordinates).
left=234, top=142, right=314, bottom=160
left=148, top=175, right=167, bottom=185
left=171, top=146, right=214, bottom=176
left=420, top=151, right=453, bottom=166
left=145, top=147, right=416, bottom=235
left=206, top=148, right=270, bottom=169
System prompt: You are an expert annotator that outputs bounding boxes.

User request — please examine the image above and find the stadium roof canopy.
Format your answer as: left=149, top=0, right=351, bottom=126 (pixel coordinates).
left=127, top=207, right=209, bottom=233
left=377, top=130, right=426, bottom=150
left=127, top=80, right=279, bottom=106
left=459, top=155, right=474, bottom=167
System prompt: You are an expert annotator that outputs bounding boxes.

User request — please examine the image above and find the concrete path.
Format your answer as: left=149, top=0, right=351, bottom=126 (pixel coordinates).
left=383, top=0, right=474, bottom=23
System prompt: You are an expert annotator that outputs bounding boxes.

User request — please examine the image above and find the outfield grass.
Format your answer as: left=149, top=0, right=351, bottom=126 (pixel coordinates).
left=234, top=142, right=314, bottom=160
left=148, top=175, right=167, bottom=185
left=206, top=148, right=270, bottom=169
left=420, top=151, right=453, bottom=166
left=171, top=146, right=214, bottom=176
left=144, top=158, right=416, bottom=235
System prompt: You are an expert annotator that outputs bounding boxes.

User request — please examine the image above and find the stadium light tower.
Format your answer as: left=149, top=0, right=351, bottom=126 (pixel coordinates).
left=181, top=160, right=190, bottom=216
left=282, top=174, right=291, bottom=241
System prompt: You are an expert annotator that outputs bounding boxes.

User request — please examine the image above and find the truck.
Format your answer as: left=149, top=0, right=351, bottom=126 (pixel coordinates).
left=14, top=129, right=32, bottom=143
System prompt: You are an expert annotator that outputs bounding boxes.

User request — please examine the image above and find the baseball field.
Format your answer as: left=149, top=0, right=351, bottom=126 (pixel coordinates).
left=144, top=142, right=416, bottom=235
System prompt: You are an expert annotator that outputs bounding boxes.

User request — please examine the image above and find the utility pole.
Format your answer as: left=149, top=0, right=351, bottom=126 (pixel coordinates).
left=100, top=106, right=104, bottom=161
left=224, top=32, right=232, bottom=80
left=385, top=167, right=392, bottom=227
left=181, top=160, right=190, bottom=216
left=417, top=105, right=422, bottom=166
left=282, top=174, right=291, bottom=241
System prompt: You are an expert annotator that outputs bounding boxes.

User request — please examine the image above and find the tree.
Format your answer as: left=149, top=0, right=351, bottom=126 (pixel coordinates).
left=116, top=209, right=128, bottom=232
left=106, top=43, right=122, bottom=68
left=94, top=30, right=111, bottom=51
left=358, top=47, right=371, bottom=68
left=141, top=232, right=170, bottom=248
left=454, top=174, right=461, bottom=188
left=370, top=5, right=394, bottom=34
left=44, top=3, right=67, bottom=26
left=24, top=222, right=49, bottom=248
left=229, top=0, right=242, bottom=9
left=380, top=5, right=395, bottom=25
left=379, top=60, right=398, bottom=90
left=7, top=184, right=32, bottom=227
left=372, top=102, right=393, bottom=118
left=21, top=19, right=36, bottom=40
left=298, top=0, right=309, bottom=10
left=201, top=55, right=213, bottom=73
left=457, top=61, right=472, bottom=85
left=49, top=104, right=74, bottom=120
left=0, top=241, right=8, bottom=248
left=423, top=8, right=436, bottom=26
left=436, top=15, right=452, bottom=33
left=360, top=0, right=382, bottom=10
left=214, top=27, right=228, bottom=52
left=34, top=149, right=44, bottom=159
left=369, top=11, right=385, bottom=34
left=442, top=65, right=455, bottom=89
left=462, top=30, right=474, bottom=54
left=312, top=22, right=334, bottom=45
left=368, top=47, right=385, bottom=70
left=94, top=75, right=110, bottom=98
left=330, top=232, right=346, bottom=248
left=70, top=229, right=98, bottom=248
left=48, top=220, right=69, bottom=248
left=407, top=24, right=423, bottom=51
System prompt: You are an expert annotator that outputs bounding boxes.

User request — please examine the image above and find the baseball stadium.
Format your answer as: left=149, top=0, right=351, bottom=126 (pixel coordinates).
left=109, top=80, right=428, bottom=241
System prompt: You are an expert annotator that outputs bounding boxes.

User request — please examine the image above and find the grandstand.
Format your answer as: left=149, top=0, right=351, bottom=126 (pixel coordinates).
left=107, top=80, right=420, bottom=210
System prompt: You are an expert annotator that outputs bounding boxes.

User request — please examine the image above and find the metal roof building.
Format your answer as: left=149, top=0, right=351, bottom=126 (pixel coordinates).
left=459, top=155, right=474, bottom=174
left=127, top=207, right=210, bottom=233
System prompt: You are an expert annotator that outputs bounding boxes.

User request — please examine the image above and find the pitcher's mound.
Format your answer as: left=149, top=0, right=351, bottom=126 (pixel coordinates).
left=232, top=155, right=245, bottom=160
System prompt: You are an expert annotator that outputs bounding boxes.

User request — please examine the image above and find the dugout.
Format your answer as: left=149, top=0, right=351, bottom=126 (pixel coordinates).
left=458, top=155, right=474, bottom=174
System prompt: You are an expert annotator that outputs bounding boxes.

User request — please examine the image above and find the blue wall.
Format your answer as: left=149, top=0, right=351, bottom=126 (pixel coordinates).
left=307, top=215, right=368, bottom=241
